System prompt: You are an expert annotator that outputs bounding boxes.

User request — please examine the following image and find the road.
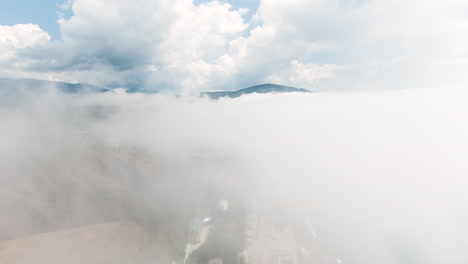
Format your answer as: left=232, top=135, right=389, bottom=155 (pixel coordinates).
left=244, top=201, right=298, bottom=264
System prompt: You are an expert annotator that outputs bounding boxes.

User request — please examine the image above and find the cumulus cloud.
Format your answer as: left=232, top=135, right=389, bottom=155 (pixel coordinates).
left=256, top=0, right=468, bottom=89
left=0, top=24, right=50, bottom=63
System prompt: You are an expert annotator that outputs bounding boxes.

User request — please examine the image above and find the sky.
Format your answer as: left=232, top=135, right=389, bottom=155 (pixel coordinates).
left=0, top=0, right=70, bottom=40
left=0, top=0, right=468, bottom=93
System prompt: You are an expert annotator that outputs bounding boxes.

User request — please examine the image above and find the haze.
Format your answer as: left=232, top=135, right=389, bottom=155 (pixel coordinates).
left=0, top=86, right=467, bottom=263
left=1, top=0, right=468, bottom=264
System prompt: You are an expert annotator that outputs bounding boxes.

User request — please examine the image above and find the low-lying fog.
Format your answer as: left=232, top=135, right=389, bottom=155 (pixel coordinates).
left=1, top=86, right=467, bottom=263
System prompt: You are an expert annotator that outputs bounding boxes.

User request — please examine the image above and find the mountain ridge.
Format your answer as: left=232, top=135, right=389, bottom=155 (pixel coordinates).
left=0, top=78, right=108, bottom=94
left=201, top=83, right=311, bottom=99
left=0, top=78, right=311, bottom=98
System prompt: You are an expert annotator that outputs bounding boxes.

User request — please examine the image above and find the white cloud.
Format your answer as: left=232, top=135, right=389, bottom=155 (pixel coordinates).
left=254, top=0, right=468, bottom=89
left=0, top=24, right=50, bottom=62
left=56, top=0, right=249, bottom=91
left=265, top=60, right=337, bottom=89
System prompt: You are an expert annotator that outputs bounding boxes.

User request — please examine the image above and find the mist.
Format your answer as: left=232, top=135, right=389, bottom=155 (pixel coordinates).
left=1, top=85, right=468, bottom=264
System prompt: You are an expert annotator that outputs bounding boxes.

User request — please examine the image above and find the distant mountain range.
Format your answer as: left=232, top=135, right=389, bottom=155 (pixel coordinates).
left=201, top=84, right=311, bottom=99
left=0, top=78, right=310, bottom=98
left=0, top=78, right=108, bottom=94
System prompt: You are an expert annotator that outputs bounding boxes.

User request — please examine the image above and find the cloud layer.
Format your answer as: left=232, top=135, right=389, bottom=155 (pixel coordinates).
left=1, top=86, right=468, bottom=263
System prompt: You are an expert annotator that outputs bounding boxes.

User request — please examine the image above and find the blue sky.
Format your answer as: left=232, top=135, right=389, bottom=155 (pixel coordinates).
left=0, top=0, right=66, bottom=40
